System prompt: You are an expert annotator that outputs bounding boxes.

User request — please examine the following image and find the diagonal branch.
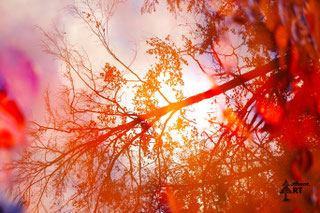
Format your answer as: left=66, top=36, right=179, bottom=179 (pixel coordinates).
left=141, top=59, right=276, bottom=120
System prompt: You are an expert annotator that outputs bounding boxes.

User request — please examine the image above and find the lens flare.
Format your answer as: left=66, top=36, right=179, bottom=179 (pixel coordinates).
left=0, top=46, right=38, bottom=149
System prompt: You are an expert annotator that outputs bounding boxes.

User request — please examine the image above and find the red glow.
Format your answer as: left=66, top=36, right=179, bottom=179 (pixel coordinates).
left=0, top=93, right=24, bottom=149
left=256, top=99, right=284, bottom=125
left=0, top=130, right=14, bottom=149
left=0, top=92, right=24, bottom=127
left=159, top=185, right=181, bottom=213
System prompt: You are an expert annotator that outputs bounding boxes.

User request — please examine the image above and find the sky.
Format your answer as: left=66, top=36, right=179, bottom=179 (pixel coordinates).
left=0, top=0, right=213, bottom=99
left=0, top=0, right=70, bottom=75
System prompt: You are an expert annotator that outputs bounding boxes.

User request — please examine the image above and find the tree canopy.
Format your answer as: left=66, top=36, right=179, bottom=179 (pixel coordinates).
left=9, top=0, right=320, bottom=212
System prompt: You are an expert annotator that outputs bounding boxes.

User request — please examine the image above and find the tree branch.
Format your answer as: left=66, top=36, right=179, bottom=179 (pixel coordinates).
left=142, top=59, right=276, bottom=120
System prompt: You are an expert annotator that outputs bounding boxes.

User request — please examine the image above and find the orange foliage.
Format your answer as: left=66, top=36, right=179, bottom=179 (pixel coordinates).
left=259, top=0, right=279, bottom=32
left=223, top=108, right=248, bottom=137
left=275, top=25, right=288, bottom=50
